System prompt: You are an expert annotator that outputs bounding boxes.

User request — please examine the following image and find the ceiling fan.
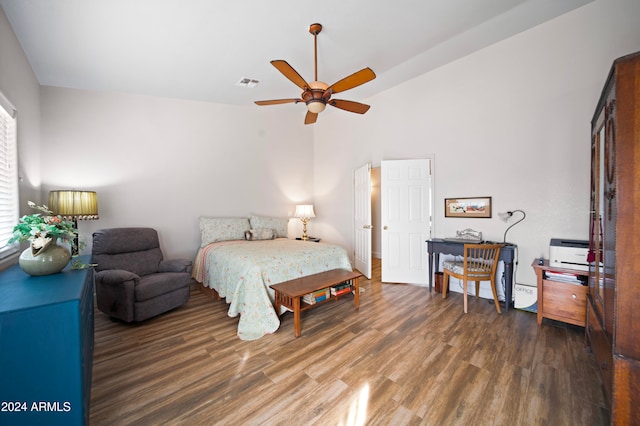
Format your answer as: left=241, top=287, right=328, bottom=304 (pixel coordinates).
left=255, top=23, right=376, bottom=125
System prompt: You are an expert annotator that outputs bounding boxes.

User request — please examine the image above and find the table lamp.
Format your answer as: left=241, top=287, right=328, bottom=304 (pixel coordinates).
left=294, top=204, right=315, bottom=241
left=48, top=190, right=99, bottom=255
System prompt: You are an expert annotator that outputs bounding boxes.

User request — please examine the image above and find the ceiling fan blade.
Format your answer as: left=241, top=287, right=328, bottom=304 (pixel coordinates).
left=255, top=98, right=301, bottom=106
left=271, top=60, right=309, bottom=90
left=329, top=99, right=371, bottom=114
left=305, top=111, right=318, bottom=125
left=327, top=67, right=376, bottom=94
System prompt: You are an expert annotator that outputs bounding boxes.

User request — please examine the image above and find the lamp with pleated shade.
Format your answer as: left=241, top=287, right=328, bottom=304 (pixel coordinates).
left=48, top=190, right=99, bottom=254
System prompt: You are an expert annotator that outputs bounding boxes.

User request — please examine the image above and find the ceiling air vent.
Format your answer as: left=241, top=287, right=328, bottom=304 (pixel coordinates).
left=236, top=78, right=259, bottom=88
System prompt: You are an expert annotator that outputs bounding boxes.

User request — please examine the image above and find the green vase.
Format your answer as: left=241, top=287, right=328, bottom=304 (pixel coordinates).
left=19, top=237, right=71, bottom=276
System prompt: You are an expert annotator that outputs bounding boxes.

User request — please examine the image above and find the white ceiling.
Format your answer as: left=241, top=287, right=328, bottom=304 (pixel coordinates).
left=1, top=0, right=592, bottom=107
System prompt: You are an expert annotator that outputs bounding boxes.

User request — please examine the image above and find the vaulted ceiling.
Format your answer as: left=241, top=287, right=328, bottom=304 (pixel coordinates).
left=0, top=0, right=592, bottom=106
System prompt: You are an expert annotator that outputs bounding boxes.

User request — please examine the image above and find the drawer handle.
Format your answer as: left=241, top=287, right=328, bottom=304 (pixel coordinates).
left=601, top=362, right=607, bottom=370
left=572, top=294, right=577, bottom=299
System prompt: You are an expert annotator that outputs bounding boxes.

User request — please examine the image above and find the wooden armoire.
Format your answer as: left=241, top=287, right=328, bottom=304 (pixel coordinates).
left=587, top=50, right=640, bottom=424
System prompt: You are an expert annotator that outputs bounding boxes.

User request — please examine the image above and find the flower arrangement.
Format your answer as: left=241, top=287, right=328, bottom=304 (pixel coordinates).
left=8, top=201, right=77, bottom=255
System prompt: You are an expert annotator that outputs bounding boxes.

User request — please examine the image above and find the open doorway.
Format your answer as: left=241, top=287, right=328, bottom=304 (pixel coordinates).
left=371, top=167, right=381, bottom=260
left=355, top=159, right=433, bottom=285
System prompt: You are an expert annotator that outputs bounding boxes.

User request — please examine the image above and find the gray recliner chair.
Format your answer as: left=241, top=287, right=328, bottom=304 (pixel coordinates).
left=92, top=227, right=192, bottom=322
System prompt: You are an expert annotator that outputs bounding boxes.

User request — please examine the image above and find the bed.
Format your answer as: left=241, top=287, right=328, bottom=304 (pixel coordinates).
left=192, top=216, right=352, bottom=340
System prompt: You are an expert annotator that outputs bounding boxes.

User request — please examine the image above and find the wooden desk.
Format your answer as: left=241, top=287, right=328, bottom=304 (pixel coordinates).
left=426, top=239, right=516, bottom=311
left=532, top=259, right=588, bottom=327
left=270, top=269, right=362, bottom=337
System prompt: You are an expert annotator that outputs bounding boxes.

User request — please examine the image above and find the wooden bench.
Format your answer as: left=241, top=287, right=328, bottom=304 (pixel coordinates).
left=270, top=269, right=363, bottom=337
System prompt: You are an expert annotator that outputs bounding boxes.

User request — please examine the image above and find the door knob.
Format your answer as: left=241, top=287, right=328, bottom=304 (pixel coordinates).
left=383, top=226, right=388, bottom=230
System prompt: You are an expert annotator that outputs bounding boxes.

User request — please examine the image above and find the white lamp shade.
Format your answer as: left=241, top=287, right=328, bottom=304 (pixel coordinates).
left=498, top=212, right=511, bottom=222
left=294, top=204, right=315, bottom=219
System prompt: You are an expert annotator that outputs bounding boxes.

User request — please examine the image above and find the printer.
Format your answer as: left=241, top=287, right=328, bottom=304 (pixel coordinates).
left=549, top=238, right=589, bottom=271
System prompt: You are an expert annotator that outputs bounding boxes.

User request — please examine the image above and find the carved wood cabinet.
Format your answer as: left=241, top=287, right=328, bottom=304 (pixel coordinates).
left=586, top=50, right=640, bottom=424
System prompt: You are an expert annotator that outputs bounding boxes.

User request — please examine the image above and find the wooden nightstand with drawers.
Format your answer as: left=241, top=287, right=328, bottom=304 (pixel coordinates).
left=532, top=259, right=588, bottom=327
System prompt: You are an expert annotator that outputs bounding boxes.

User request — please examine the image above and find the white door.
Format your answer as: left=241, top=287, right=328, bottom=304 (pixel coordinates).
left=381, top=159, right=431, bottom=285
left=354, top=163, right=372, bottom=279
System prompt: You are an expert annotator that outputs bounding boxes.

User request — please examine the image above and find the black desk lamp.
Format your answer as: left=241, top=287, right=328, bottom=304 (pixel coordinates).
left=499, top=209, right=526, bottom=243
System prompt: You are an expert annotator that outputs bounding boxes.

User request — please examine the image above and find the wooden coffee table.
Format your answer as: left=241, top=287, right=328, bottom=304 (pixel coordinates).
left=270, top=269, right=363, bottom=337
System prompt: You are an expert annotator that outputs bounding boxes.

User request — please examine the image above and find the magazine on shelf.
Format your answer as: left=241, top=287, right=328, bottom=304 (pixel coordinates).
left=544, top=270, right=587, bottom=285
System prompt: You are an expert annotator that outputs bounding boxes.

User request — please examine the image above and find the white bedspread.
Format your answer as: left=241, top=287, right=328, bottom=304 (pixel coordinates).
left=192, top=239, right=352, bottom=340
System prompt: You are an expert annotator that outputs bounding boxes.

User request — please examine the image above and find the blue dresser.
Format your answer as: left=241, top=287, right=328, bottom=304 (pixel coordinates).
left=0, top=258, right=94, bottom=425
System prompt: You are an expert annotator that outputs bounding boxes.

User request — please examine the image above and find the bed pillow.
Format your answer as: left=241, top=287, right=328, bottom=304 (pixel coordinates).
left=249, top=215, right=289, bottom=238
left=199, top=217, right=250, bottom=247
left=245, top=228, right=275, bottom=241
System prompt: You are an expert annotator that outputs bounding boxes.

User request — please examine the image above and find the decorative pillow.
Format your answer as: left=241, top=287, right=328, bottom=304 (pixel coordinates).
left=249, top=215, right=289, bottom=238
left=245, top=228, right=275, bottom=241
left=199, top=217, right=250, bottom=247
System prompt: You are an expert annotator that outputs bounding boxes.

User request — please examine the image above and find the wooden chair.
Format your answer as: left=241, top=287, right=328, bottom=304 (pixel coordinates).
left=442, top=243, right=503, bottom=314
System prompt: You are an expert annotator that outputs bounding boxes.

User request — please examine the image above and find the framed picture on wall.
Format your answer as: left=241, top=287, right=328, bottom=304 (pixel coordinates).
left=445, top=197, right=492, bottom=218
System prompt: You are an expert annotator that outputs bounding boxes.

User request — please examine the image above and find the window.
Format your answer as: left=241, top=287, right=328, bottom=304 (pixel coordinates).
left=0, top=92, right=18, bottom=259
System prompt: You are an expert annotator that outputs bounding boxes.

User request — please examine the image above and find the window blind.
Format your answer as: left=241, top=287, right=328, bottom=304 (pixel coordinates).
left=0, top=93, right=18, bottom=259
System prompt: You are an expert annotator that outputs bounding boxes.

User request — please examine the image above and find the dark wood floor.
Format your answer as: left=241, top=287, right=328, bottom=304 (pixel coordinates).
left=90, top=260, right=609, bottom=425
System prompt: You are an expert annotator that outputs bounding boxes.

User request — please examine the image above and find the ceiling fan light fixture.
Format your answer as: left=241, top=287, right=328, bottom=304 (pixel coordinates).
left=307, top=100, right=326, bottom=113
left=254, top=23, right=375, bottom=124
left=308, top=81, right=328, bottom=91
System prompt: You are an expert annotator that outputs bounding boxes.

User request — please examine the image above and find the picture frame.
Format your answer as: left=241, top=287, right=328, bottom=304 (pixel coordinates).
left=445, top=197, right=492, bottom=218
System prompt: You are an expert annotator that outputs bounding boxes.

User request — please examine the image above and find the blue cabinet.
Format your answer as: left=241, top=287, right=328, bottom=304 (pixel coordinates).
left=0, top=259, right=94, bottom=425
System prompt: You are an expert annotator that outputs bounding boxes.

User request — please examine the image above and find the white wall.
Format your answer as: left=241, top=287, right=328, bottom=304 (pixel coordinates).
left=0, top=6, right=42, bottom=270
left=313, top=0, right=640, bottom=287
left=39, top=87, right=315, bottom=259
left=4, top=0, right=640, bottom=281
